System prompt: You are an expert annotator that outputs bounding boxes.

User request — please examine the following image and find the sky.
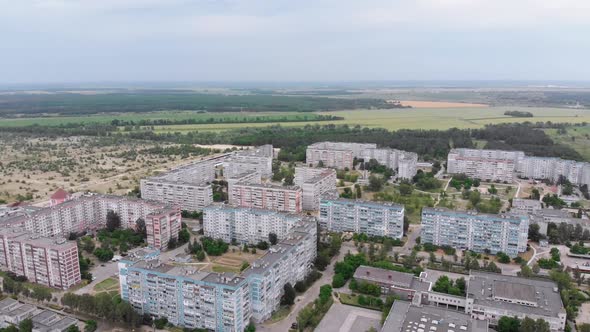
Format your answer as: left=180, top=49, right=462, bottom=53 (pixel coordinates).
left=1, top=0, right=590, bottom=84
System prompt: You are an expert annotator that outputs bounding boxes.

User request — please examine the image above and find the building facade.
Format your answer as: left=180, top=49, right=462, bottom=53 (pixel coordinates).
left=421, top=207, right=529, bottom=257
left=223, top=145, right=273, bottom=178
left=119, top=221, right=316, bottom=331
left=294, top=167, right=337, bottom=211
left=140, top=178, right=213, bottom=212
left=0, top=229, right=80, bottom=289
left=203, top=204, right=306, bottom=244
left=319, top=198, right=405, bottom=239
left=229, top=183, right=302, bottom=213
left=447, top=149, right=525, bottom=183
left=4, top=195, right=181, bottom=250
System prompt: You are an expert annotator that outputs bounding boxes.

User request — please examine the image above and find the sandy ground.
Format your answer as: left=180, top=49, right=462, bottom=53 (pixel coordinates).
left=399, top=100, right=489, bottom=108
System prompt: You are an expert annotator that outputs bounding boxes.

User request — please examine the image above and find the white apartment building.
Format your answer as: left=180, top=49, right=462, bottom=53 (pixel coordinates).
left=294, top=167, right=337, bottom=211
left=4, top=194, right=181, bottom=250
left=447, top=148, right=525, bottom=183
left=140, top=178, right=213, bottom=212
left=360, top=148, right=418, bottom=180
left=421, top=207, right=529, bottom=257
left=223, top=144, right=273, bottom=178
left=227, top=170, right=262, bottom=197
left=306, top=142, right=418, bottom=179
left=517, top=156, right=590, bottom=186
left=319, top=198, right=405, bottom=239
left=306, top=142, right=376, bottom=169
left=203, top=204, right=306, bottom=244
left=229, top=182, right=302, bottom=213
left=0, top=228, right=80, bottom=289
left=119, top=220, right=316, bottom=331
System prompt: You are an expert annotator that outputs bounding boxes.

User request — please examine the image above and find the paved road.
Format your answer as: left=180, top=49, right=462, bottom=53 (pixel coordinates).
left=393, top=224, right=421, bottom=255
left=258, top=242, right=358, bottom=332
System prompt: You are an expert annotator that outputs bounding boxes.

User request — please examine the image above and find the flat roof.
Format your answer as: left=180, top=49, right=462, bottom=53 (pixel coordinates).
left=354, top=266, right=414, bottom=289
left=382, top=301, right=487, bottom=332
left=467, top=271, right=565, bottom=318
left=321, top=197, right=404, bottom=210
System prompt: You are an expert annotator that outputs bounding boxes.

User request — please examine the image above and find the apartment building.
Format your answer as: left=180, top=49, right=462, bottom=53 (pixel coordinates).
left=360, top=148, right=418, bottom=180
left=319, top=198, right=405, bottom=239
left=294, top=167, right=337, bottom=210
left=517, top=156, right=590, bottom=186
left=227, top=170, right=262, bottom=197
left=140, top=178, right=213, bottom=212
left=465, top=272, right=566, bottom=331
left=3, top=195, right=181, bottom=250
left=229, top=182, right=302, bottom=213
left=0, top=228, right=80, bottom=290
left=203, top=204, right=307, bottom=244
left=223, top=144, right=273, bottom=178
left=306, top=142, right=376, bottom=169
left=118, top=220, right=316, bottom=331
left=448, top=148, right=590, bottom=187
left=242, top=221, right=317, bottom=322
left=447, top=148, right=525, bottom=183
left=305, top=142, right=418, bottom=179
left=421, top=207, right=529, bottom=257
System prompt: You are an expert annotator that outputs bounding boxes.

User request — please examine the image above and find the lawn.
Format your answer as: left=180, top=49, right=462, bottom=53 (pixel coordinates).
left=338, top=293, right=382, bottom=311
left=211, top=265, right=240, bottom=274
left=269, top=305, right=292, bottom=323
left=93, top=277, right=119, bottom=292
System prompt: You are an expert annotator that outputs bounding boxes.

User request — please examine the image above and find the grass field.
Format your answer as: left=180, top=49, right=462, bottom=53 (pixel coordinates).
left=150, top=106, right=590, bottom=132
left=1, top=106, right=588, bottom=132
left=545, top=125, right=590, bottom=161
left=93, top=277, right=119, bottom=292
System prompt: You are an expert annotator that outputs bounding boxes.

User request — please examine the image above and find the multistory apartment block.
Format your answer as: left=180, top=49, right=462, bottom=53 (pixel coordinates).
left=319, top=198, right=405, bottom=239
left=227, top=170, right=262, bottom=198
left=421, top=207, right=528, bottom=257
left=140, top=178, right=213, bottom=212
left=306, top=142, right=418, bottom=179
left=3, top=195, right=181, bottom=250
left=223, top=144, right=273, bottom=178
left=203, top=204, right=307, bottom=244
left=306, top=142, right=376, bottom=169
left=448, top=148, right=590, bottom=187
left=294, top=167, right=337, bottom=210
left=447, top=148, right=525, bottom=183
left=0, top=229, right=80, bottom=289
left=119, top=220, right=316, bottom=331
left=229, top=182, right=302, bottom=213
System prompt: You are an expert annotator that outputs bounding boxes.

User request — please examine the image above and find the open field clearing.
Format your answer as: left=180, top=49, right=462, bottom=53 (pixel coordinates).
left=148, top=106, right=590, bottom=132
left=399, top=100, right=488, bottom=108
left=0, top=111, right=331, bottom=127
left=545, top=125, right=590, bottom=161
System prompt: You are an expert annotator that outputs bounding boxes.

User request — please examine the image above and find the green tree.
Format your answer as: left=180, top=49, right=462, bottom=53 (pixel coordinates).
left=135, top=218, right=147, bottom=238
left=332, top=274, right=346, bottom=288
left=269, top=232, right=278, bottom=246
left=497, top=316, right=520, bottom=332
left=368, top=175, right=384, bottom=192
left=281, top=283, right=296, bottom=305
left=105, top=210, right=121, bottom=232
left=19, top=318, right=33, bottom=332
left=84, top=320, right=98, bottom=332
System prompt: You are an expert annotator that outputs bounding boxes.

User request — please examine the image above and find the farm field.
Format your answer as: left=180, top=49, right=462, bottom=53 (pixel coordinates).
left=152, top=106, right=590, bottom=132
left=0, top=106, right=588, bottom=132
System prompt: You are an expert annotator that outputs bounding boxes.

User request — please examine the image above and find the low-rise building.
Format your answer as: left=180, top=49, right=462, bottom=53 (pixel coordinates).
left=0, top=229, right=80, bottom=289
left=353, top=266, right=430, bottom=300
left=294, top=167, right=337, bottom=211
left=421, top=207, right=529, bottom=257
left=511, top=198, right=542, bottom=214
left=203, top=204, right=308, bottom=244
left=319, top=198, right=405, bottom=239
left=465, top=271, right=566, bottom=331
left=382, top=301, right=489, bottom=332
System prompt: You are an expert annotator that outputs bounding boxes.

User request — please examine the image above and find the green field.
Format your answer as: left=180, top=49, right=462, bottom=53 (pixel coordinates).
left=545, top=125, right=590, bottom=161
left=1, top=106, right=588, bottom=132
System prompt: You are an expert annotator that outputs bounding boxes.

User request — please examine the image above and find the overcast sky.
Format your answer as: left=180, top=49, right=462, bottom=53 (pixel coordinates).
left=1, top=0, right=590, bottom=84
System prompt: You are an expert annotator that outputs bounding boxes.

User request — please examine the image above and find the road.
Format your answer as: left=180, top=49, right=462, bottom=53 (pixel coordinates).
left=258, top=241, right=359, bottom=332
left=393, top=224, right=422, bottom=255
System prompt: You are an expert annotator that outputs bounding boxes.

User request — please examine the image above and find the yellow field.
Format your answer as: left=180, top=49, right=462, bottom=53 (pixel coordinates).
left=152, top=106, right=590, bottom=132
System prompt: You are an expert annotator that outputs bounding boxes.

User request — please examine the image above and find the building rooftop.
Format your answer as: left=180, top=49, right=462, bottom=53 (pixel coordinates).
left=354, top=266, right=414, bottom=288
left=321, top=197, right=404, bottom=210
left=422, top=207, right=526, bottom=224
left=382, top=301, right=488, bottom=332
left=466, top=271, right=565, bottom=318
left=203, top=203, right=305, bottom=220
